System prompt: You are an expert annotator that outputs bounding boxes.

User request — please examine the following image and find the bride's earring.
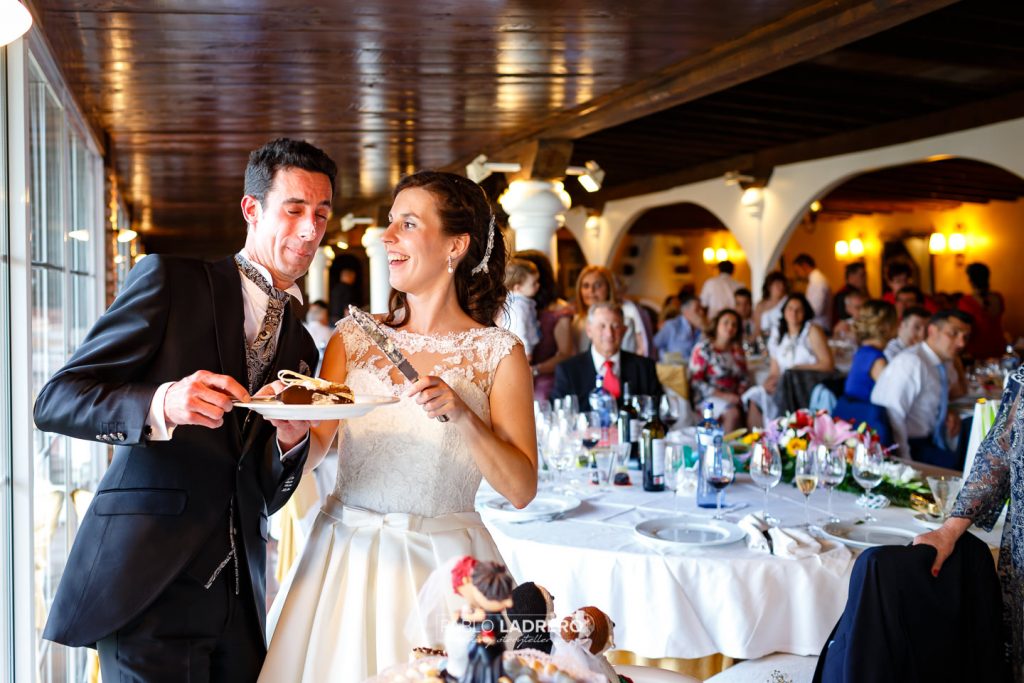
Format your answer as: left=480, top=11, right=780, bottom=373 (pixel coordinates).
left=447, top=255, right=454, bottom=274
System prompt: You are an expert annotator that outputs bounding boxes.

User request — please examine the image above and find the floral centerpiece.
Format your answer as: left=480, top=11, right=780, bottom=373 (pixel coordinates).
left=741, top=409, right=930, bottom=508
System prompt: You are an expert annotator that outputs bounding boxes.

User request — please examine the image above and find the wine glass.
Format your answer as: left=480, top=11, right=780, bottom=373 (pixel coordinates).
left=634, top=395, right=655, bottom=420
left=820, top=445, right=848, bottom=524
left=749, top=441, right=782, bottom=525
left=659, top=395, right=680, bottom=430
left=702, top=441, right=735, bottom=519
left=794, top=448, right=819, bottom=527
left=852, top=441, right=885, bottom=522
left=577, top=412, right=603, bottom=468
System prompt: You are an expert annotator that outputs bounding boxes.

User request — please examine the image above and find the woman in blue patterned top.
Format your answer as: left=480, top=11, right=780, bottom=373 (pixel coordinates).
left=915, top=367, right=1024, bottom=679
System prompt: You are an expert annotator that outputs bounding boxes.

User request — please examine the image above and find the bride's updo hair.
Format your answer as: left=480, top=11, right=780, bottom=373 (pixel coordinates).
left=385, top=171, right=507, bottom=328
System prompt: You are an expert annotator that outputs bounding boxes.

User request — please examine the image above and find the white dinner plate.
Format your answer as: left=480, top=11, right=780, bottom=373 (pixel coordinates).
left=820, top=522, right=918, bottom=548
left=233, top=394, right=398, bottom=420
left=911, top=512, right=943, bottom=530
left=634, top=517, right=745, bottom=549
left=478, top=493, right=581, bottom=522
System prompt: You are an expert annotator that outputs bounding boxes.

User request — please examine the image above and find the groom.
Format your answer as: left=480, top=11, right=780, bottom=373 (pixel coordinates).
left=33, top=138, right=336, bottom=681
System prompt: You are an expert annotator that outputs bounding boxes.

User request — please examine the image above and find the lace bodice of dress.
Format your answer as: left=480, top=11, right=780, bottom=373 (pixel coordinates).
left=332, top=316, right=521, bottom=517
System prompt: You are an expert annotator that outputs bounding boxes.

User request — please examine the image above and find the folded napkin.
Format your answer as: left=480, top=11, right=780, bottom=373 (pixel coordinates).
left=768, top=526, right=822, bottom=559
left=738, top=513, right=772, bottom=553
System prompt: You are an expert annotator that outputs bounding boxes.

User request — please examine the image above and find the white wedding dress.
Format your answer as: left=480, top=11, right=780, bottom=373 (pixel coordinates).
left=259, top=317, right=521, bottom=682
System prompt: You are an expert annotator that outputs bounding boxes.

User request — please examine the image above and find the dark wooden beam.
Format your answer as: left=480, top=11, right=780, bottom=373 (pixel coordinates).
left=598, top=89, right=1024, bottom=202
left=486, top=0, right=958, bottom=149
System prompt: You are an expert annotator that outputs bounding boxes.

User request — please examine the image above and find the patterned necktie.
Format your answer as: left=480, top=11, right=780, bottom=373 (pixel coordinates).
left=602, top=359, right=621, bottom=400
left=234, top=253, right=290, bottom=393
left=933, top=361, right=949, bottom=449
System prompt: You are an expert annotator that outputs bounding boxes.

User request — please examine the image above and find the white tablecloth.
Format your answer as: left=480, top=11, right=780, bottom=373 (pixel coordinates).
left=479, top=473, right=1001, bottom=662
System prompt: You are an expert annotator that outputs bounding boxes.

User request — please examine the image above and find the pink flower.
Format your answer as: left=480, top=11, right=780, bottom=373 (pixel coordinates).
left=808, top=414, right=856, bottom=450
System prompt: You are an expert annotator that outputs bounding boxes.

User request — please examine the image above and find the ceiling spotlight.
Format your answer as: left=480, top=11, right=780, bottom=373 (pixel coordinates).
left=68, top=229, right=89, bottom=242
left=465, top=154, right=521, bottom=184
left=341, top=213, right=374, bottom=232
left=810, top=200, right=823, bottom=213
left=336, top=240, right=349, bottom=250
left=740, top=187, right=764, bottom=206
left=723, top=171, right=755, bottom=186
left=322, top=245, right=335, bottom=260
left=566, top=160, right=605, bottom=193
left=116, top=228, right=137, bottom=243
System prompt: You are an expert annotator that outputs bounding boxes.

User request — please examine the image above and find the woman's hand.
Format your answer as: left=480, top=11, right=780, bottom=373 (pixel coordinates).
left=406, top=376, right=470, bottom=422
left=913, top=516, right=971, bottom=576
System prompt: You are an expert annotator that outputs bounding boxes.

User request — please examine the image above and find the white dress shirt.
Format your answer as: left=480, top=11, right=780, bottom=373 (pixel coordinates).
left=805, top=269, right=832, bottom=330
left=870, top=341, right=945, bottom=457
left=147, top=251, right=303, bottom=440
left=700, top=273, right=742, bottom=318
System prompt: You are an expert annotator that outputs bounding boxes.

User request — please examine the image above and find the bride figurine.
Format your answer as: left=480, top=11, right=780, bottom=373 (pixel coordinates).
left=258, top=171, right=538, bottom=681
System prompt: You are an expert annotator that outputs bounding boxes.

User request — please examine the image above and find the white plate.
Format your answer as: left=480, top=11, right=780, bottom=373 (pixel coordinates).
left=634, top=517, right=745, bottom=549
left=912, top=512, right=943, bottom=530
left=234, top=394, right=398, bottom=420
left=820, top=522, right=918, bottom=548
left=478, top=493, right=581, bottom=522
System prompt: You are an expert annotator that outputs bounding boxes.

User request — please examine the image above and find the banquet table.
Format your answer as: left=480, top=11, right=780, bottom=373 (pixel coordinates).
left=478, top=470, right=1002, bottom=664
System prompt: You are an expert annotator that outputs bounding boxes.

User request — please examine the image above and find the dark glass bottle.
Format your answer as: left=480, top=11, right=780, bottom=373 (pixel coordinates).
left=617, top=382, right=640, bottom=464
left=640, top=411, right=667, bottom=491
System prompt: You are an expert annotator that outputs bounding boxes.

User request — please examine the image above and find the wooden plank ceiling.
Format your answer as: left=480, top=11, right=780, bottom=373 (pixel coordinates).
left=31, top=0, right=1022, bottom=254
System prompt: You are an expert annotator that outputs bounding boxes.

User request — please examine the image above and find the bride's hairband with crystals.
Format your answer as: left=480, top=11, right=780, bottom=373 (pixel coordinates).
left=470, top=214, right=496, bottom=276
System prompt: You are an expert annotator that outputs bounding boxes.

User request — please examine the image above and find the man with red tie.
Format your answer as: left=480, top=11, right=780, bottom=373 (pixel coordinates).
left=552, top=301, right=662, bottom=410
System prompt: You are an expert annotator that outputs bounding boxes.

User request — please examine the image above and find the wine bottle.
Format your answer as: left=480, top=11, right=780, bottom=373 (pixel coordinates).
left=641, top=412, right=667, bottom=491
left=617, top=382, right=640, bottom=465
left=694, top=403, right=723, bottom=508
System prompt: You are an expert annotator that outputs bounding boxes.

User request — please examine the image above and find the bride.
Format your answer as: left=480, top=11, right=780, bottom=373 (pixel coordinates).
left=258, top=171, right=538, bottom=681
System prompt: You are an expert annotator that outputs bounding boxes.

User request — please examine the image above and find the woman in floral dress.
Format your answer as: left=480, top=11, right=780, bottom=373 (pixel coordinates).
left=688, top=308, right=749, bottom=432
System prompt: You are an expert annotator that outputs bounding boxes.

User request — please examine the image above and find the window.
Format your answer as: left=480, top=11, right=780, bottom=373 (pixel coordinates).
left=0, top=46, right=16, bottom=683
left=27, top=55, right=103, bottom=683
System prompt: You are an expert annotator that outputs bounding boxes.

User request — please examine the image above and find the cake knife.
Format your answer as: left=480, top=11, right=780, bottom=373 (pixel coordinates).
left=347, top=305, right=449, bottom=423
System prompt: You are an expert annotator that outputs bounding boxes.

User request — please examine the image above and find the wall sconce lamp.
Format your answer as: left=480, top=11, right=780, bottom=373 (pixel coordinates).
left=834, top=236, right=865, bottom=260
left=336, top=240, right=349, bottom=250
left=948, top=230, right=966, bottom=254
left=0, top=0, right=33, bottom=46
left=703, top=247, right=730, bottom=264
left=835, top=240, right=850, bottom=259
left=322, top=245, right=336, bottom=260
left=849, top=237, right=864, bottom=258
left=116, top=228, right=137, bottom=243
left=341, top=213, right=374, bottom=232
left=929, top=227, right=967, bottom=259
left=702, top=247, right=716, bottom=264
left=928, top=232, right=947, bottom=254
left=809, top=200, right=823, bottom=214
left=584, top=213, right=601, bottom=233
left=565, top=160, right=605, bottom=193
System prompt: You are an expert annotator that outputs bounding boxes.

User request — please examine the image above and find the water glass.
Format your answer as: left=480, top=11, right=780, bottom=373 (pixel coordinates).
left=591, top=447, right=613, bottom=490
left=663, top=443, right=687, bottom=512
left=852, top=442, right=884, bottom=522
left=749, top=442, right=782, bottom=524
left=794, top=449, right=819, bottom=527
left=820, top=445, right=848, bottom=523
left=927, top=476, right=964, bottom=520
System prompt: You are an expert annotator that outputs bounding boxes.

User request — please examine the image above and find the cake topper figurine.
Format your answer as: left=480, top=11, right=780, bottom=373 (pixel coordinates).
left=504, top=581, right=556, bottom=654
left=448, top=555, right=515, bottom=683
left=555, top=605, right=622, bottom=683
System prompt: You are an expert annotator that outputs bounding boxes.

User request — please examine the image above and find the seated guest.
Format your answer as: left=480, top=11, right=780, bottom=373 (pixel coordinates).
left=870, top=310, right=973, bottom=467
left=753, top=271, right=789, bottom=339
left=832, top=289, right=868, bottom=345
left=516, top=249, right=574, bottom=402
left=733, top=287, right=755, bottom=341
left=843, top=300, right=897, bottom=402
left=884, top=305, right=930, bottom=361
left=744, top=293, right=834, bottom=424
left=958, top=261, right=1006, bottom=361
left=689, top=309, right=749, bottom=432
left=700, top=260, right=742, bottom=318
left=831, top=261, right=867, bottom=326
left=552, top=302, right=662, bottom=410
left=653, top=292, right=706, bottom=363
left=882, top=261, right=913, bottom=305
left=658, top=293, right=681, bottom=329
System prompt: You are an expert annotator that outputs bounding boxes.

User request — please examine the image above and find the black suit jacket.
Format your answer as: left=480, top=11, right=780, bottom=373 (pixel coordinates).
left=813, top=532, right=1009, bottom=683
left=551, top=350, right=662, bottom=409
left=33, top=255, right=318, bottom=648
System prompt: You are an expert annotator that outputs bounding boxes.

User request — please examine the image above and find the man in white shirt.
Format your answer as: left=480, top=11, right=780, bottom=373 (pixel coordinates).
left=883, top=306, right=930, bottom=361
left=700, top=260, right=742, bottom=318
left=871, top=310, right=973, bottom=467
left=793, top=253, right=831, bottom=330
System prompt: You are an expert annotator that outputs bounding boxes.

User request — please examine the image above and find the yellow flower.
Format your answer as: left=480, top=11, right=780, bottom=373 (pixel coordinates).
left=741, top=430, right=760, bottom=445
left=785, top=438, right=808, bottom=457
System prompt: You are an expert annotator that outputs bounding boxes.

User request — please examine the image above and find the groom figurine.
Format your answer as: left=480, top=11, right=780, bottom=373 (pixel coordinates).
left=33, top=138, right=336, bottom=682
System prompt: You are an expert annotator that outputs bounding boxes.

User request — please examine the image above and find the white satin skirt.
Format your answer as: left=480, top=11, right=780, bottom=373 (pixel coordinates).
left=258, top=495, right=504, bottom=682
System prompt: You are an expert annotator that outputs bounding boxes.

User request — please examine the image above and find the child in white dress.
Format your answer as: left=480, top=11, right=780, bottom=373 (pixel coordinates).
left=500, top=258, right=541, bottom=360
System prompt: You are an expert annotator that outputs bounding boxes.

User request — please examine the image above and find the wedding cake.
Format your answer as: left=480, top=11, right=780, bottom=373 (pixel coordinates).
left=366, top=649, right=605, bottom=683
